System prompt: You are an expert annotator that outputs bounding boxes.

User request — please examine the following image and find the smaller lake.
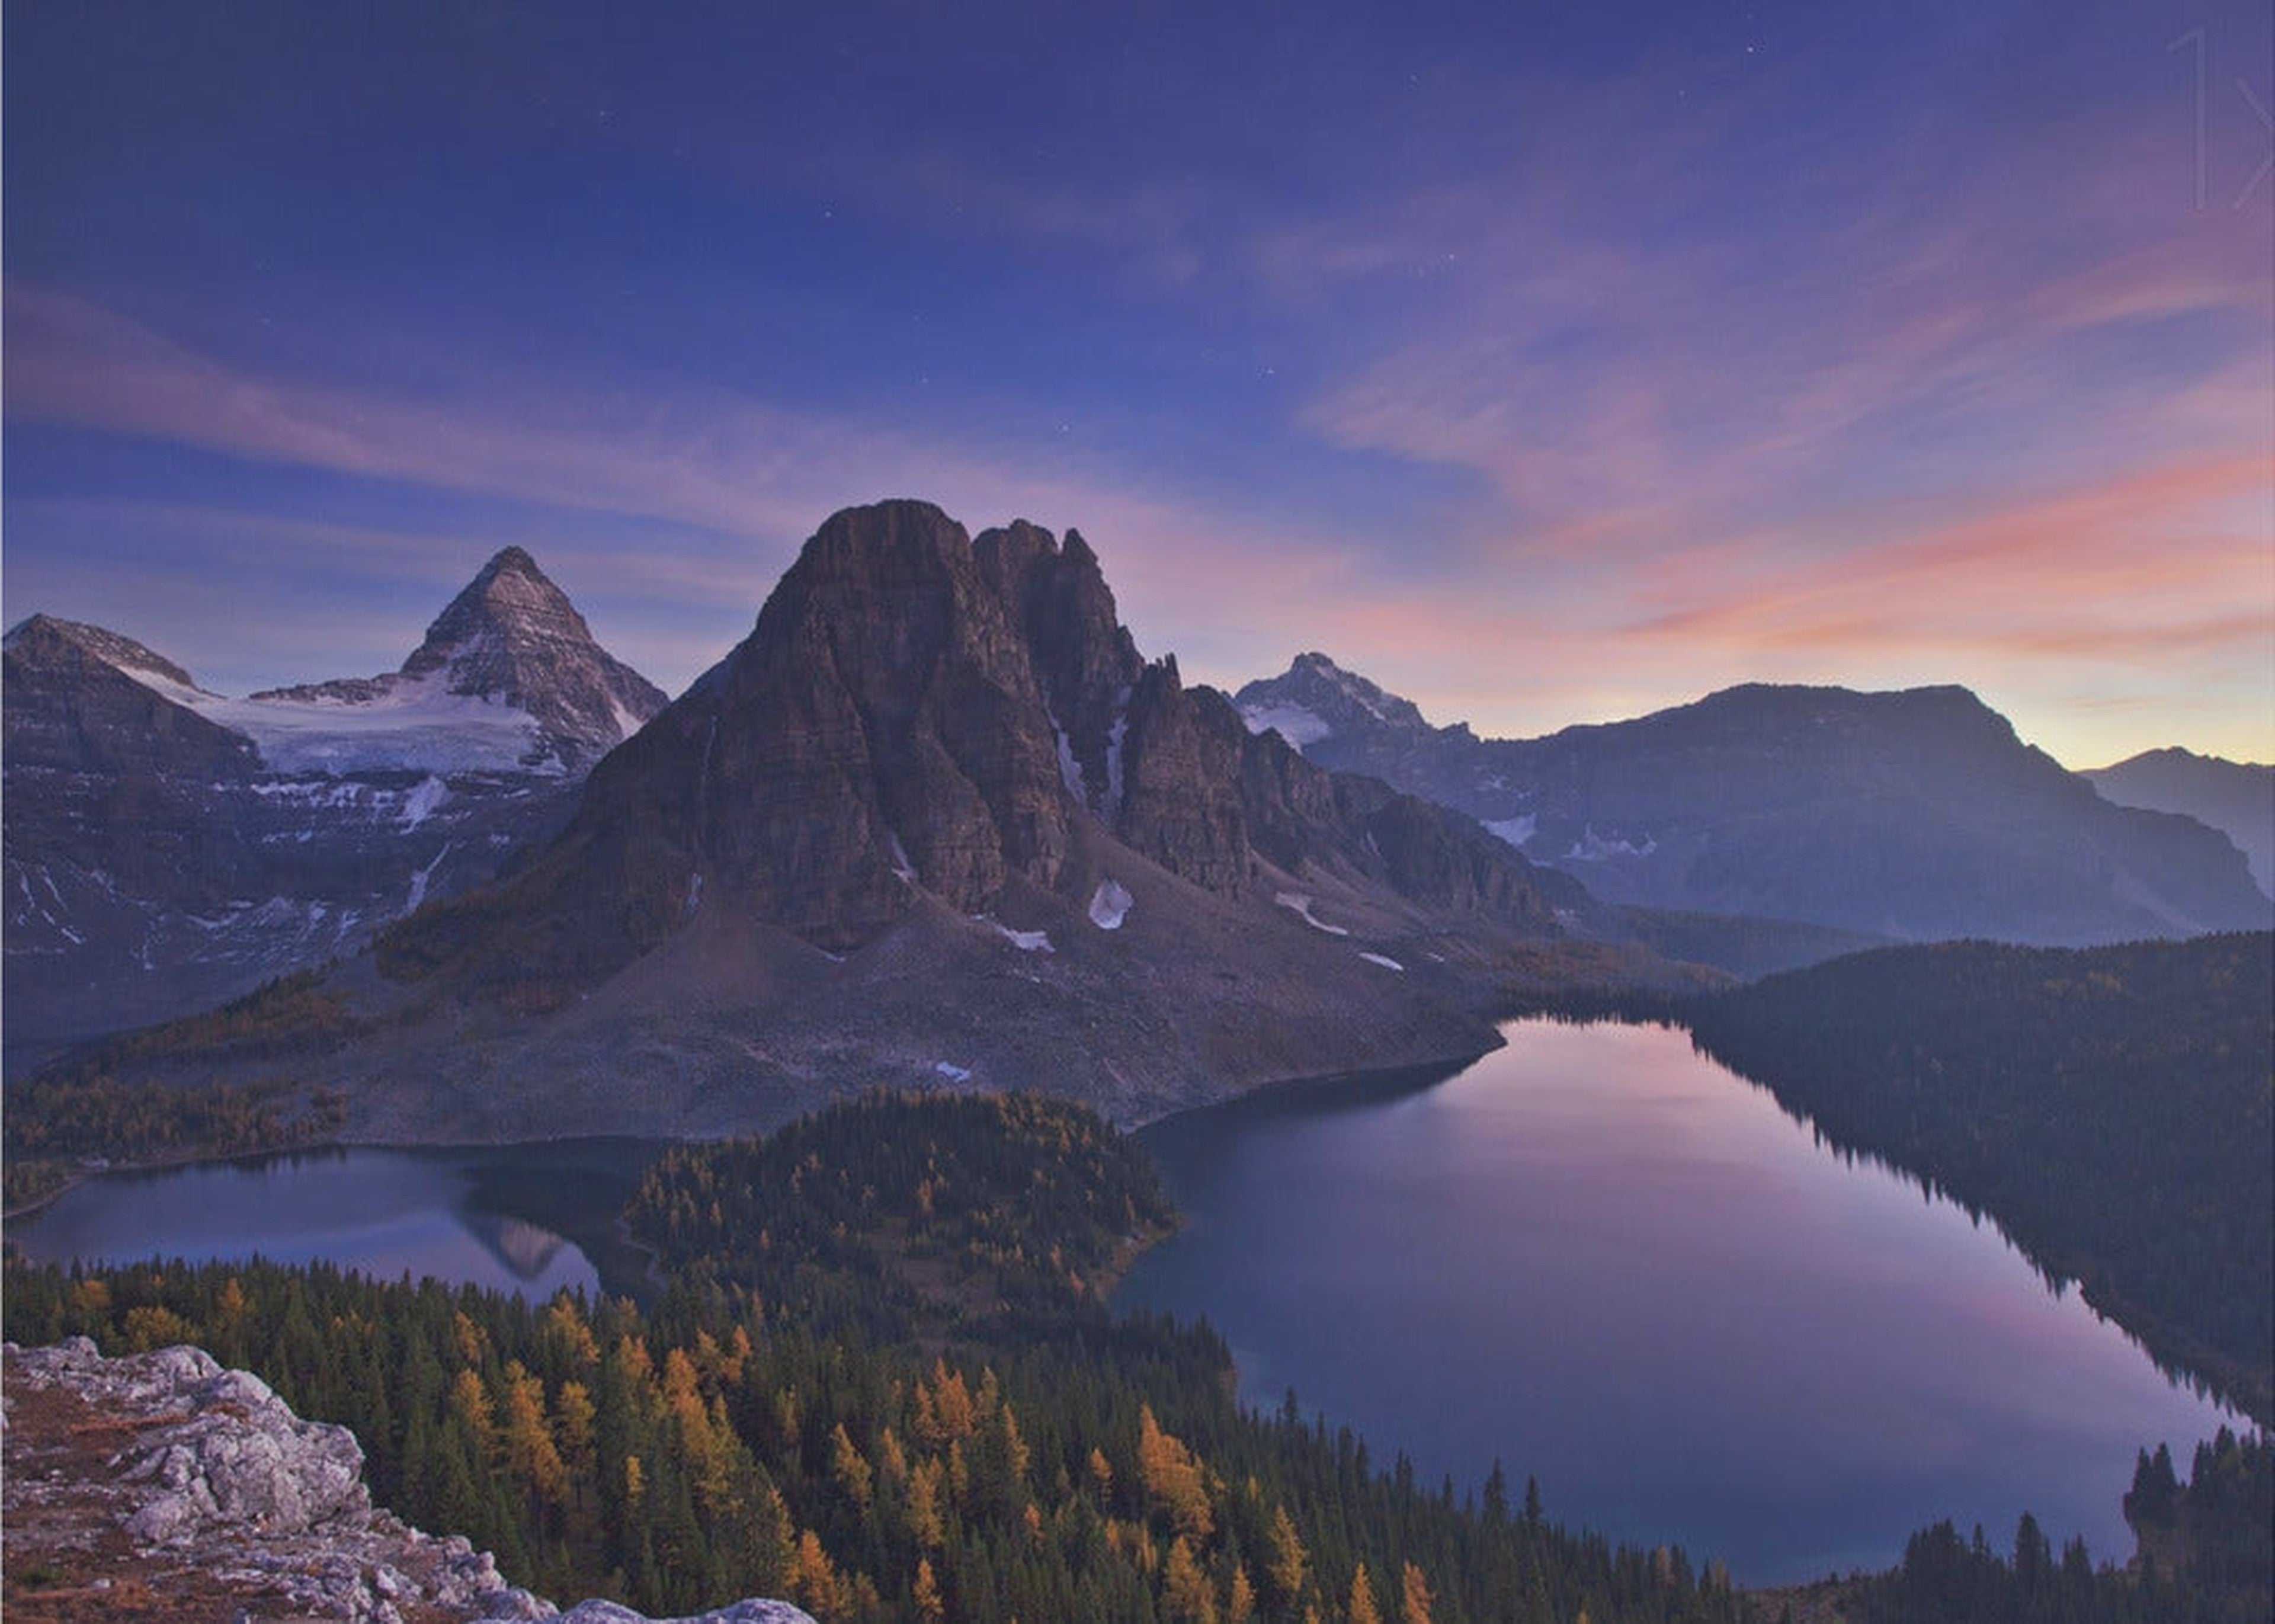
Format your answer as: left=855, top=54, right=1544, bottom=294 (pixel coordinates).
left=8, top=1139, right=664, bottom=1303
left=1117, top=1018, right=2244, bottom=1585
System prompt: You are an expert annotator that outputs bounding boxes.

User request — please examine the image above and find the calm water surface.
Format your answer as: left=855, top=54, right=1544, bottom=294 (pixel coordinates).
left=1116, top=1018, right=2242, bottom=1584
left=9, top=1139, right=662, bottom=1303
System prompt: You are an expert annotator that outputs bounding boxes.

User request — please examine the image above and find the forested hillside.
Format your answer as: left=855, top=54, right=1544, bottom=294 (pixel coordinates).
left=626, top=1091, right=1175, bottom=1346
left=1684, top=933, right=2274, bottom=1423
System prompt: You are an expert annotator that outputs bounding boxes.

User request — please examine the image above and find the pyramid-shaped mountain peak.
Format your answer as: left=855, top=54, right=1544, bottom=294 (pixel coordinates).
left=233, top=548, right=667, bottom=774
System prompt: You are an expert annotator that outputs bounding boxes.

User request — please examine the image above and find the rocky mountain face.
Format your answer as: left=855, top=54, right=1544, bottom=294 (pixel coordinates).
left=1236, top=656, right=2272, bottom=948
left=1, top=1337, right=813, bottom=1624
left=130, top=500, right=1668, bottom=1140
left=390, top=502, right=1589, bottom=981
left=2085, top=747, right=2273, bottom=899
left=2, top=554, right=666, bottom=1070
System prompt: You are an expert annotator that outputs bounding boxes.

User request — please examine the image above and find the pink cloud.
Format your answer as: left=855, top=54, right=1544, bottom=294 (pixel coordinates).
left=1625, top=453, right=2273, bottom=658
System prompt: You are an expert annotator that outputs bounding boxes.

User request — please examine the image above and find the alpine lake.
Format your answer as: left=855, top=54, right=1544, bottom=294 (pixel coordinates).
left=8, top=1018, right=2240, bottom=1584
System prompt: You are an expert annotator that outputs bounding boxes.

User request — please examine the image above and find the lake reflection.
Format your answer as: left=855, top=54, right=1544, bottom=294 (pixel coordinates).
left=1117, top=1018, right=2241, bottom=1584
left=8, top=1140, right=662, bottom=1303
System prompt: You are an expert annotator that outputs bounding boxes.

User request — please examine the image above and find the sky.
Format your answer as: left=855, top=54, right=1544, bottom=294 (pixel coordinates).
left=5, top=1, right=2271, bottom=766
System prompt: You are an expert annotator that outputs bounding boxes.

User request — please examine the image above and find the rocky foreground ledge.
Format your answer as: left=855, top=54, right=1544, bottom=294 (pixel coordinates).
left=2, top=1338, right=815, bottom=1624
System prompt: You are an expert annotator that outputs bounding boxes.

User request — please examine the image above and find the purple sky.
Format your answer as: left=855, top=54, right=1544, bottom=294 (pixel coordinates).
left=5, top=1, right=2270, bottom=764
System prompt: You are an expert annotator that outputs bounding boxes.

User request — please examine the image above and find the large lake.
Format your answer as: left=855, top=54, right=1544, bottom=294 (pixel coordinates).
left=1116, top=1018, right=2241, bottom=1584
left=6, top=1022, right=2243, bottom=1584
left=8, top=1139, right=662, bottom=1304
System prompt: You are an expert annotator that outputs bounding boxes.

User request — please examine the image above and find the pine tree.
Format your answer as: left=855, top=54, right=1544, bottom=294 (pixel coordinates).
left=1398, top=1560, right=1432, bottom=1624
left=1228, top=1561, right=1258, bottom=1624
left=1265, top=1503, right=1308, bottom=1610
left=912, top=1555, right=947, bottom=1622
left=1165, top=1535, right=1219, bottom=1624
left=1347, top=1561, right=1383, bottom=1624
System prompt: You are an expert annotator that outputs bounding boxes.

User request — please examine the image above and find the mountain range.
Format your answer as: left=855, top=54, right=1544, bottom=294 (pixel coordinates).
left=2084, top=747, right=2274, bottom=900
left=40, top=501, right=1697, bottom=1138
left=1235, top=654, right=2271, bottom=948
left=12, top=505, right=2268, bottom=1139
left=2, top=549, right=667, bottom=1069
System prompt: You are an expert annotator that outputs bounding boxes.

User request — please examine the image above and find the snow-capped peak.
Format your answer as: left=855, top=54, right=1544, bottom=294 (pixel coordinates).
left=243, top=548, right=668, bottom=774
left=1232, top=652, right=1432, bottom=749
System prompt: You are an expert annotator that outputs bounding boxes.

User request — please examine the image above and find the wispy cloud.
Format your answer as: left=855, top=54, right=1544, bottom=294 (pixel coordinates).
left=1, top=284, right=1385, bottom=696
left=1624, top=453, right=2272, bottom=657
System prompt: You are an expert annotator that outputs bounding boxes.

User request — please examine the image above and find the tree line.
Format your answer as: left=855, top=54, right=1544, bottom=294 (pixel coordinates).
left=1805, top=1428, right=2271, bottom=1623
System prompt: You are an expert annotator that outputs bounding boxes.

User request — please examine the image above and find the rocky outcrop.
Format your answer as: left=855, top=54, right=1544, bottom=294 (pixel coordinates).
left=2, top=616, right=260, bottom=782
left=2, top=1337, right=545, bottom=1621
left=555, top=1604, right=812, bottom=1624
left=1, top=1337, right=815, bottom=1624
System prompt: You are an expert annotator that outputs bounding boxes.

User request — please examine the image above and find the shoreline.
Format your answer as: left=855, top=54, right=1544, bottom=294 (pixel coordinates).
left=0, top=1035, right=1508, bottom=1229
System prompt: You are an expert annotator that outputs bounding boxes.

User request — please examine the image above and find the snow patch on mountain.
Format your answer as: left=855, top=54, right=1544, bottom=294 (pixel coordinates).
left=403, top=843, right=452, bottom=914
left=1104, top=698, right=1130, bottom=815
left=399, top=774, right=450, bottom=829
left=608, top=696, right=651, bottom=746
left=1088, top=878, right=1133, bottom=930
left=185, top=675, right=556, bottom=776
left=1050, top=713, right=1087, bottom=803
left=1485, top=815, right=1537, bottom=849
left=1314, top=661, right=1389, bottom=722
left=1358, top=951, right=1405, bottom=971
left=1240, top=701, right=1333, bottom=748
left=1566, top=827, right=1657, bottom=861
left=985, top=918, right=1053, bottom=953
left=1274, top=891, right=1350, bottom=936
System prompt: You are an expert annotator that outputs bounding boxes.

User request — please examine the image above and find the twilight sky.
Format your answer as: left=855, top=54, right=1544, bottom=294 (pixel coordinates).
left=5, top=1, right=2271, bottom=765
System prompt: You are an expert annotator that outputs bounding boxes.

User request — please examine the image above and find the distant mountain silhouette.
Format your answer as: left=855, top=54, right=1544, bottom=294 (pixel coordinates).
left=1236, top=656, right=2270, bottom=946
left=2085, top=747, right=2272, bottom=899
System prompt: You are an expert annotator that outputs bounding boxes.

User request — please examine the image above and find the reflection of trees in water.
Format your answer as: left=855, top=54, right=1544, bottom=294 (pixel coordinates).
left=458, top=1209, right=568, bottom=1281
